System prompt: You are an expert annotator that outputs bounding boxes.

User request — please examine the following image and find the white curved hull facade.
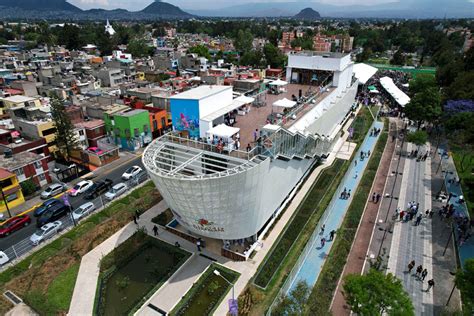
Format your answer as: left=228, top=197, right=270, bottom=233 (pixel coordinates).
left=143, top=81, right=358, bottom=240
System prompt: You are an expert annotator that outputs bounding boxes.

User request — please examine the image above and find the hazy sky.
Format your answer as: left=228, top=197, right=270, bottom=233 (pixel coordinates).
left=69, top=0, right=399, bottom=11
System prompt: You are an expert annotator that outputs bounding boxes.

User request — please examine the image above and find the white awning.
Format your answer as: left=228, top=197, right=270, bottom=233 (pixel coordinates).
left=353, top=63, right=378, bottom=85
left=263, top=124, right=280, bottom=131
left=380, top=76, right=410, bottom=107
left=269, top=79, right=288, bottom=86
left=206, top=124, right=240, bottom=138
left=273, top=98, right=297, bottom=108
left=201, top=96, right=255, bottom=122
left=369, top=89, right=380, bottom=94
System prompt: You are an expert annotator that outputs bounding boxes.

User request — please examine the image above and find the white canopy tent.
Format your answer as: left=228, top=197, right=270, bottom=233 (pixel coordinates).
left=353, top=63, right=378, bottom=85
left=207, top=124, right=240, bottom=139
left=380, top=76, right=411, bottom=107
left=269, top=79, right=288, bottom=86
left=273, top=98, right=297, bottom=108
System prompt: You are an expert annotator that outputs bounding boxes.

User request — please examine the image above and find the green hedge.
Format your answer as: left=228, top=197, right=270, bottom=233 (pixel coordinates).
left=254, top=159, right=345, bottom=288
left=305, top=122, right=388, bottom=315
left=152, top=209, right=174, bottom=226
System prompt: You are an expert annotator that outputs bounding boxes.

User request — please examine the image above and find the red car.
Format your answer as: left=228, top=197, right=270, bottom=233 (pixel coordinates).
left=0, top=214, right=31, bottom=237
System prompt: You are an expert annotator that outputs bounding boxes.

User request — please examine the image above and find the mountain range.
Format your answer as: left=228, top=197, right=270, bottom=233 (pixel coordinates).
left=0, top=0, right=472, bottom=19
left=0, top=0, right=193, bottom=20
left=187, top=0, right=474, bottom=18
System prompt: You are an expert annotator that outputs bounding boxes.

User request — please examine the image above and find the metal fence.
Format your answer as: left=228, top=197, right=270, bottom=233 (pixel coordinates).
left=0, top=171, right=150, bottom=270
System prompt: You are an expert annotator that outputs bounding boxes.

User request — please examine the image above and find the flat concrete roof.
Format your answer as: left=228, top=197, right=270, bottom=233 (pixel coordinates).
left=0, top=151, right=42, bottom=170
left=116, top=109, right=147, bottom=117
left=170, top=85, right=231, bottom=100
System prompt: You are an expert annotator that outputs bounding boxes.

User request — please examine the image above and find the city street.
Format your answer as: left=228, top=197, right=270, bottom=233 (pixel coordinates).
left=0, top=156, right=144, bottom=252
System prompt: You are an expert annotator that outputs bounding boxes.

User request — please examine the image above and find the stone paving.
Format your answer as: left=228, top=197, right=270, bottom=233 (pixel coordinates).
left=387, top=142, right=434, bottom=314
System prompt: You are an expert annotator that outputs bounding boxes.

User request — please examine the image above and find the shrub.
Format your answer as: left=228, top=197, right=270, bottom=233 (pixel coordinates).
left=20, top=178, right=38, bottom=196
left=152, top=209, right=174, bottom=226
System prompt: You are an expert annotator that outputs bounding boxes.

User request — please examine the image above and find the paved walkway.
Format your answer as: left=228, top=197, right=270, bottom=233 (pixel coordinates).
left=285, top=121, right=384, bottom=294
left=331, top=118, right=397, bottom=315
left=386, top=142, right=434, bottom=314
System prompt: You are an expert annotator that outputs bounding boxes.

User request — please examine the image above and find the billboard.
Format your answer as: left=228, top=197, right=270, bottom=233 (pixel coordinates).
left=170, top=99, right=200, bottom=138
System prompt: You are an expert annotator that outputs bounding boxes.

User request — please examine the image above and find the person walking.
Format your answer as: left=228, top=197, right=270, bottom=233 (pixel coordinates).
left=421, top=269, right=428, bottom=281
left=135, top=209, right=141, bottom=220
left=426, top=279, right=435, bottom=292
left=415, top=213, right=423, bottom=226
left=196, top=240, right=202, bottom=252
left=372, top=192, right=377, bottom=203
left=253, top=129, right=259, bottom=142
left=354, top=171, right=359, bottom=179
left=132, top=215, right=138, bottom=225
left=347, top=190, right=351, bottom=199
left=152, top=225, right=159, bottom=236
left=320, top=224, right=325, bottom=236
left=416, top=265, right=423, bottom=278
left=408, top=260, right=415, bottom=273
left=320, top=237, right=326, bottom=248
left=354, top=160, right=357, bottom=167
left=376, top=193, right=381, bottom=203
left=329, top=230, right=336, bottom=241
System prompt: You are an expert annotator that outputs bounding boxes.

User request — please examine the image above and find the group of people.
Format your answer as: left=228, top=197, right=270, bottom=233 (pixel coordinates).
left=407, top=260, right=433, bottom=291
left=340, top=188, right=352, bottom=200
left=394, top=201, right=431, bottom=225
left=408, top=149, right=430, bottom=162
left=319, top=224, right=336, bottom=248
left=360, top=150, right=371, bottom=161
left=372, top=192, right=382, bottom=203
left=370, top=127, right=382, bottom=137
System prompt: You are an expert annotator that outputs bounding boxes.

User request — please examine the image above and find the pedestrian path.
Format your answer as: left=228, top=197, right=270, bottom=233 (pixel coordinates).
left=286, top=121, right=384, bottom=294
left=438, top=145, right=473, bottom=268
left=387, top=143, right=434, bottom=314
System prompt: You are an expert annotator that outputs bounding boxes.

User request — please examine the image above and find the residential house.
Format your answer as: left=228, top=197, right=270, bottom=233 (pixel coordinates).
left=0, top=95, right=41, bottom=117
left=0, top=150, right=51, bottom=188
left=105, top=109, right=151, bottom=151
left=0, top=168, right=25, bottom=213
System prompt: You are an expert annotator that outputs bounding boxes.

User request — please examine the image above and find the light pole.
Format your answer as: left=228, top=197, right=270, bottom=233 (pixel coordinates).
left=1, top=189, right=12, bottom=218
left=213, top=269, right=236, bottom=315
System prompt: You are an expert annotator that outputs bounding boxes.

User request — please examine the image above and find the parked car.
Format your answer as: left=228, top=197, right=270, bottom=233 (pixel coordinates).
left=34, top=199, right=64, bottom=217
left=104, top=183, right=128, bottom=201
left=87, top=147, right=104, bottom=155
left=41, top=183, right=66, bottom=200
left=37, top=204, right=69, bottom=227
left=0, top=214, right=31, bottom=237
left=30, top=221, right=62, bottom=246
left=0, top=251, right=9, bottom=266
left=84, top=179, right=113, bottom=200
left=72, top=202, right=96, bottom=222
left=122, top=166, right=143, bottom=180
left=69, top=180, right=93, bottom=197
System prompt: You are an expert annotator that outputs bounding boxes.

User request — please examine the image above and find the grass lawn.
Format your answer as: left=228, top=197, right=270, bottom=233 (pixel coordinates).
left=238, top=106, right=375, bottom=315
left=304, top=120, right=388, bottom=315
left=0, top=181, right=162, bottom=315
left=171, top=263, right=240, bottom=316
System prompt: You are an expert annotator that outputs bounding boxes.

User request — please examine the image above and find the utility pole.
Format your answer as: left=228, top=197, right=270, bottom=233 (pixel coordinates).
left=1, top=189, right=12, bottom=218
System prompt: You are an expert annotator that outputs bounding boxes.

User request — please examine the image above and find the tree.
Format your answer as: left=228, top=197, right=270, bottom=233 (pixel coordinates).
left=404, top=87, right=441, bottom=129
left=343, top=269, right=414, bottom=315
left=406, top=130, right=428, bottom=148
left=50, top=98, right=79, bottom=160
left=391, top=50, right=405, bottom=66
left=273, top=281, right=310, bottom=316
left=408, top=74, right=437, bottom=97
left=127, top=39, right=152, bottom=58
left=444, top=109, right=474, bottom=171
left=234, top=29, right=253, bottom=53
left=187, top=44, right=211, bottom=60
left=263, top=43, right=285, bottom=68
left=455, top=259, right=474, bottom=314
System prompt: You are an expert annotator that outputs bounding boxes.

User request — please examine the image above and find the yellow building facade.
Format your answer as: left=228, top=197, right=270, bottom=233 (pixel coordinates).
left=0, top=169, right=25, bottom=213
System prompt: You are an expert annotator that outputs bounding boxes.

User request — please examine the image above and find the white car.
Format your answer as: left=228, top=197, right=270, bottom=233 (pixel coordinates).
left=41, top=183, right=66, bottom=199
left=69, top=180, right=93, bottom=197
left=0, top=251, right=9, bottom=266
left=72, top=202, right=96, bottom=221
left=104, top=183, right=128, bottom=201
left=30, top=221, right=62, bottom=246
left=122, top=166, right=143, bottom=180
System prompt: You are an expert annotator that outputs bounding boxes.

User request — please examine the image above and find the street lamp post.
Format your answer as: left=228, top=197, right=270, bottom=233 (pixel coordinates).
left=1, top=189, right=12, bottom=218
left=213, top=269, right=237, bottom=315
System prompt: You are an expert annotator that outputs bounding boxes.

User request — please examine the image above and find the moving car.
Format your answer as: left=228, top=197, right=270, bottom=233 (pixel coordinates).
left=72, top=202, right=96, bottom=221
left=30, top=221, right=62, bottom=246
left=33, top=199, right=64, bottom=217
left=84, top=179, right=113, bottom=199
left=122, top=166, right=143, bottom=180
left=0, top=251, right=9, bottom=266
left=69, top=180, right=93, bottom=197
left=0, top=214, right=31, bottom=237
left=104, top=183, right=128, bottom=201
left=40, top=183, right=66, bottom=200
left=87, top=147, right=104, bottom=155
left=37, top=204, right=69, bottom=227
